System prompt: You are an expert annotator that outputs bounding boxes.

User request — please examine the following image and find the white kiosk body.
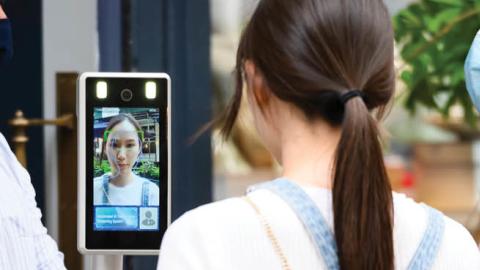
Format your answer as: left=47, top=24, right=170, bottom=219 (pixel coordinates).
left=77, top=73, right=171, bottom=262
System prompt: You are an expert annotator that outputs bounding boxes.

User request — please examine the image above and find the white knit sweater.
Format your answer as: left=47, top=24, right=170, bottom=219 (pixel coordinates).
left=157, top=187, right=480, bottom=269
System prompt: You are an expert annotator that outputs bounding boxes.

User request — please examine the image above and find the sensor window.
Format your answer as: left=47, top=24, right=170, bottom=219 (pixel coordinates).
left=145, top=82, right=157, bottom=99
left=96, top=81, right=108, bottom=99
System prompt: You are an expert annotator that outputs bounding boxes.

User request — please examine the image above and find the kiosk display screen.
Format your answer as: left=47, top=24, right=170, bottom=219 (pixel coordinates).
left=93, top=107, right=161, bottom=232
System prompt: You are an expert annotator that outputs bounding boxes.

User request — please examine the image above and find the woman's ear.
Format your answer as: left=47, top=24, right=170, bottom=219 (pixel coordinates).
left=244, top=60, right=270, bottom=107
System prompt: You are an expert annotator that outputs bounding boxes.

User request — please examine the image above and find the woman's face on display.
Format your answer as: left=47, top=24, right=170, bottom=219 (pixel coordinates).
left=105, top=120, right=141, bottom=176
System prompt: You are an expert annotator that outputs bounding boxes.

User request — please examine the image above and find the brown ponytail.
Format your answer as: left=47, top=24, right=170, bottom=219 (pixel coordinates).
left=333, top=97, right=393, bottom=269
left=220, top=0, right=396, bottom=269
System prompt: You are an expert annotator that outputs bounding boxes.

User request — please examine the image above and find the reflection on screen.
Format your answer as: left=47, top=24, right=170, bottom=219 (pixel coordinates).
left=93, top=107, right=160, bottom=231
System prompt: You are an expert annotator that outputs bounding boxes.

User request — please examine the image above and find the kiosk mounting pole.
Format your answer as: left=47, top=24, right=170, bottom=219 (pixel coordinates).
left=89, top=255, right=123, bottom=270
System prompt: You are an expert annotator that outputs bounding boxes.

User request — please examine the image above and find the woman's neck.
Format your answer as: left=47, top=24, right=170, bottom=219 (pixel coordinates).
left=279, top=118, right=341, bottom=189
left=110, top=172, right=134, bottom=187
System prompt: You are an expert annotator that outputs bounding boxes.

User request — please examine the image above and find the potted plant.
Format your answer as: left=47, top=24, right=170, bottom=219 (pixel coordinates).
left=394, top=0, right=480, bottom=128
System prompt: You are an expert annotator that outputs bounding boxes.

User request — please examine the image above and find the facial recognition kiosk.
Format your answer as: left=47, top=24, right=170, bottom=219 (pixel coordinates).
left=77, top=72, right=171, bottom=257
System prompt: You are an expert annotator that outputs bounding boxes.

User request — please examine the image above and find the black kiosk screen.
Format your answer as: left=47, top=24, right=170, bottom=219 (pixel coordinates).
left=93, top=107, right=160, bottom=232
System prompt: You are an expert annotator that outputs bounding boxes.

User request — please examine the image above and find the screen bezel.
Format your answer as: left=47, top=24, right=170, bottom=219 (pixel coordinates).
left=78, top=72, right=171, bottom=254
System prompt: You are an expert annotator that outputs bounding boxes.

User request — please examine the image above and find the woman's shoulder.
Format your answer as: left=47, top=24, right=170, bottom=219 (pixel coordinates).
left=392, top=192, right=474, bottom=236
left=177, top=189, right=282, bottom=221
left=159, top=191, right=326, bottom=269
left=158, top=196, right=259, bottom=269
left=93, top=175, right=107, bottom=187
left=393, top=192, right=472, bottom=238
left=159, top=197, right=254, bottom=253
left=175, top=196, right=252, bottom=224
left=136, top=176, right=160, bottom=190
left=392, top=192, right=480, bottom=267
left=163, top=195, right=266, bottom=242
left=163, top=189, right=291, bottom=246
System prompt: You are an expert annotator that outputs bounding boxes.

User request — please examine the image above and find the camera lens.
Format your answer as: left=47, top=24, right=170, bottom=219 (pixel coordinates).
left=120, top=89, right=133, bottom=102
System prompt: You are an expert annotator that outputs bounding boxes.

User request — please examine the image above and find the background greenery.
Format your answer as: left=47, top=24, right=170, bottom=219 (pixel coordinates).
left=394, top=0, right=480, bottom=125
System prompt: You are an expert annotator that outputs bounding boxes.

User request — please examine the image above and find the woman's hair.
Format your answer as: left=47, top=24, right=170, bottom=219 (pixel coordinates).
left=99, top=113, right=144, bottom=162
left=221, top=0, right=395, bottom=269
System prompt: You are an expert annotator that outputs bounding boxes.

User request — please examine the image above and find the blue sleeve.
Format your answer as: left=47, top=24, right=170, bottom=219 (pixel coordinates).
left=465, top=30, right=480, bottom=112
left=0, top=19, right=13, bottom=66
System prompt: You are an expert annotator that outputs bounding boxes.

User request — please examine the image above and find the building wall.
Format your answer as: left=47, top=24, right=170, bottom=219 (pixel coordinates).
left=43, top=0, right=98, bottom=240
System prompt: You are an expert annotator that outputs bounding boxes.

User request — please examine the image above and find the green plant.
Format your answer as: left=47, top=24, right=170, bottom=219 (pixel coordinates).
left=94, top=159, right=111, bottom=177
left=134, top=161, right=160, bottom=180
left=394, top=0, right=480, bottom=125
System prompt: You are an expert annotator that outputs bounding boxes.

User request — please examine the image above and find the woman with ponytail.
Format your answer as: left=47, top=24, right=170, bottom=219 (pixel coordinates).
left=158, top=0, right=480, bottom=269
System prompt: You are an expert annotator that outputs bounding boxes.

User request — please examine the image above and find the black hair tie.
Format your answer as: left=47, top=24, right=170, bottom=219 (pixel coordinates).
left=340, top=90, right=365, bottom=105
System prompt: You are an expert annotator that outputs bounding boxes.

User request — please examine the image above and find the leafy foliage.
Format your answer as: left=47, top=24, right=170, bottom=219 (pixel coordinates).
left=94, top=160, right=111, bottom=177
left=134, top=161, right=160, bottom=180
left=393, top=0, right=480, bottom=125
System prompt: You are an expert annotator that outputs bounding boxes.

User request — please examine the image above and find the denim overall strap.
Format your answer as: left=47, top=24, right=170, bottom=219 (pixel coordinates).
left=407, top=205, right=445, bottom=270
left=250, top=179, right=339, bottom=270
left=102, top=175, right=109, bottom=205
left=142, top=181, right=150, bottom=206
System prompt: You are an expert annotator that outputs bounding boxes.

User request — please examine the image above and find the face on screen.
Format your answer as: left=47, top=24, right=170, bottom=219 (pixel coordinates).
left=106, top=120, right=141, bottom=179
left=93, top=108, right=160, bottom=231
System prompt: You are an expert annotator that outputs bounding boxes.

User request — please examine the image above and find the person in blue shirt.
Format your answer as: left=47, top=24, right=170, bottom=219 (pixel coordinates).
left=0, top=3, right=66, bottom=269
left=465, top=30, right=480, bottom=111
left=465, top=30, right=480, bottom=249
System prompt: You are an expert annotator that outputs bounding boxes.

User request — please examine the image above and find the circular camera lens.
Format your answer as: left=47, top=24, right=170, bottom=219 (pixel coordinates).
left=120, top=89, right=133, bottom=102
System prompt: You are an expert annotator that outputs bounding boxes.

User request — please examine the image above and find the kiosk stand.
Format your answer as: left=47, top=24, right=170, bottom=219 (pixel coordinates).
left=89, top=255, right=123, bottom=270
